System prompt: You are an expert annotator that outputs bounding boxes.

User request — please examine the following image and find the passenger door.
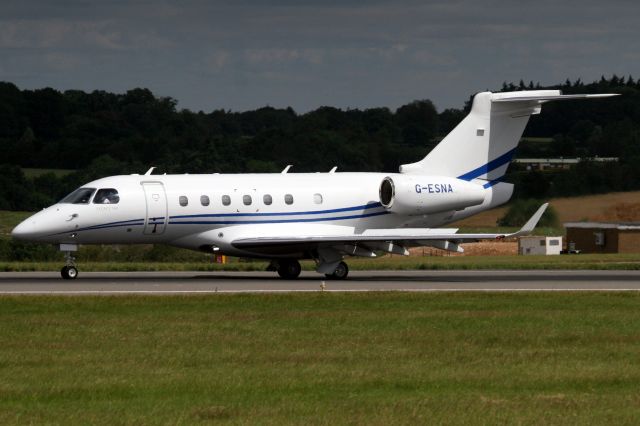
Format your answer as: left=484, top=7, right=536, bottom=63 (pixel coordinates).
left=142, top=182, right=167, bottom=235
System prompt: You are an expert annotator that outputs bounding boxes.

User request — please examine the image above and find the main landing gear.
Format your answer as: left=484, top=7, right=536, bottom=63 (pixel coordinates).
left=277, top=259, right=302, bottom=279
left=325, top=261, right=349, bottom=280
left=271, top=259, right=350, bottom=280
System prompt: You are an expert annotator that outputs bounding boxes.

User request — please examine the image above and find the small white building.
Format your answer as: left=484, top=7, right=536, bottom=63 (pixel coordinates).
left=518, top=236, right=563, bottom=255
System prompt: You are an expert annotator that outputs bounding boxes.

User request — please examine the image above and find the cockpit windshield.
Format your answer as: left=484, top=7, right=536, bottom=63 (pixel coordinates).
left=59, top=188, right=96, bottom=204
left=93, top=188, right=120, bottom=204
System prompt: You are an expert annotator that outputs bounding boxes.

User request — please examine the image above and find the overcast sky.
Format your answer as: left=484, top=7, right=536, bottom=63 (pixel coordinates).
left=1, top=0, right=639, bottom=112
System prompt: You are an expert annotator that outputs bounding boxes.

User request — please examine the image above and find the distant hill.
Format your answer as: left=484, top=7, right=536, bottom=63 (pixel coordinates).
left=454, top=191, right=640, bottom=227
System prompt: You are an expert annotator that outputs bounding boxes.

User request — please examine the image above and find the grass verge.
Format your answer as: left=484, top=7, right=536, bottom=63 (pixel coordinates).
left=1, top=293, right=640, bottom=424
left=1, top=253, right=639, bottom=272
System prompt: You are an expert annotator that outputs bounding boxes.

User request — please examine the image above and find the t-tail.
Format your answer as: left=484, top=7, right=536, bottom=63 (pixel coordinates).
left=399, top=90, right=619, bottom=214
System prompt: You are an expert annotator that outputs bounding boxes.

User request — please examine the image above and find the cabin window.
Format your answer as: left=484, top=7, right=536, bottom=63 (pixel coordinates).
left=314, top=193, right=323, bottom=204
left=93, top=188, right=120, bottom=204
left=59, top=188, right=96, bottom=204
left=243, top=195, right=252, bottom=205
left=200, top=195, right=210, bottom=206
left=179, top=196, right=188, bottom=207
left=284, top=194, right=294, bottom=205
left=263, top=194, right=272, bottom=205
left=222, top=195, right=231, bottom=206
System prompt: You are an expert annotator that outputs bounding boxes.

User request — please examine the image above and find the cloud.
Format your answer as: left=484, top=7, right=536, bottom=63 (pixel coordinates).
left=243, top=48, right=322, bottom=65
left=0, top=0, right=639, bottom=112
left=204, top=50, right=230, bottom=71
left=0, top=19, right=175, bottom=50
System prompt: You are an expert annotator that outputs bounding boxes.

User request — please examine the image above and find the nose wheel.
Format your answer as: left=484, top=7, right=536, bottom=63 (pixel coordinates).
left=60, top=250, right=79, bottom=280
left=61, top=265, right=78, bottom=280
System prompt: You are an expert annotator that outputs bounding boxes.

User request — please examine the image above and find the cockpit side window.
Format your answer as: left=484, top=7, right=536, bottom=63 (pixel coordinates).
left=93, top=188, right=120, bottom=204
left=59, top=188, right=96, bottom=204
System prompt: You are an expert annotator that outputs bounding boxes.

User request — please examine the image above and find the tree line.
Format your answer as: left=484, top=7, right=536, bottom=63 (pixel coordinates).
left=1, top=76, right=640, bottom=211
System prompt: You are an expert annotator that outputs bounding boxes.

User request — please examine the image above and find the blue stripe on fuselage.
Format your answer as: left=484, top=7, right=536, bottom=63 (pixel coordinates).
left=169, top=202, right=383, bottom=219
left=49, top=221, right=145, bottom=236
left=168, top=210, right=389, bottom=225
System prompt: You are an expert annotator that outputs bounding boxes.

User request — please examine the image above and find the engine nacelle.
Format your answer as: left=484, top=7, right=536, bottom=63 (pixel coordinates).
left=379, top=175, right=486, bottom=215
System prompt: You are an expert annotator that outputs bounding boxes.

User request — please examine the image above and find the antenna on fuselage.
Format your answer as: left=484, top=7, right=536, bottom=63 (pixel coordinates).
left=329, top=166, right=337, bottom=173
left=144, top=167, right=156, bottom=176
left=281, top=165, right=292, bottom=174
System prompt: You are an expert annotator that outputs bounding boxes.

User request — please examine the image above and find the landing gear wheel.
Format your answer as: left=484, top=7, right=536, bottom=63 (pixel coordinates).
left=277, top=260, right=302, bottom=279
left=325, top=261, right=349, bottom=280
left=60, top=249, right=78, bottom=280
left=61, top=265, right=78, bottom=280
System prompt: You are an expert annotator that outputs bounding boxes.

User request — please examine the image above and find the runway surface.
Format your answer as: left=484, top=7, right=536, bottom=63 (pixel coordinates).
left=1, top=270, right=640, bottom=294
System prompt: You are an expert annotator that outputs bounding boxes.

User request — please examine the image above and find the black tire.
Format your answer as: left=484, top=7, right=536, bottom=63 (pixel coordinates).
left=61, top=266, right=78, bottom=280
left=325, top=261, right=349, bottom=280
left=277, top=260, right=302, bottom=279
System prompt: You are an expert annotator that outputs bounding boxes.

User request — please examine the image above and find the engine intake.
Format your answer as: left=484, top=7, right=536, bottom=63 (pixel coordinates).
left=379, top=178, right=395, bottom=207
left=379, top=175, right=485, bottom=215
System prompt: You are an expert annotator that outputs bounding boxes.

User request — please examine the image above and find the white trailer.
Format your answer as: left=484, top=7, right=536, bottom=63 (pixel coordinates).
left=518, top=236, right=562, bottom=255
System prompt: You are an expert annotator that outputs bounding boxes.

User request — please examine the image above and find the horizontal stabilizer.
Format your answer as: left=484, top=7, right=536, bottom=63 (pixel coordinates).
left=493, top=93, right=619, bottom=103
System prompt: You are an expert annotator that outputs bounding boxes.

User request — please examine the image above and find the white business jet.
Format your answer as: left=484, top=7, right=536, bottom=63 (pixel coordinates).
left=12, top=90, right=617, bottom=279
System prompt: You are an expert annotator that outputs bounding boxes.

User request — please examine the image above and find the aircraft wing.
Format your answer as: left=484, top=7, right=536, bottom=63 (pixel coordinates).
left=232, top=203, right=548, bottom=251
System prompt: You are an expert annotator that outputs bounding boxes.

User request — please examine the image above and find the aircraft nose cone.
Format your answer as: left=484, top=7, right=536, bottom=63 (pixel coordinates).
left=11, top=219, right=37, bottom=241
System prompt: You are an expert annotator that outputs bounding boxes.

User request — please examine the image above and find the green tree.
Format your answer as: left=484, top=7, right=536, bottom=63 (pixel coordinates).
left=395, top=100, right=439, bottom=147
left=498, top=199, right=559, bottom=227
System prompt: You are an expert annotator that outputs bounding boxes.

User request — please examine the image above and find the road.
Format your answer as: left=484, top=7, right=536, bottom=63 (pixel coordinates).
left=0, top=270, right=639, bottom=293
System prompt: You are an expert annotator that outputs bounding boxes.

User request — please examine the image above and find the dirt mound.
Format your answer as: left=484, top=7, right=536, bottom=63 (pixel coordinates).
left=592, top=202, right=640, bottom=222
left=408, top=241, right=517, bottom=257
left=461, top=241, right=518, bottom=256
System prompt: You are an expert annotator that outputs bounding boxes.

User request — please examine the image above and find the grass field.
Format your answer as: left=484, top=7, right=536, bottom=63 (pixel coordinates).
left=1, top=293, right=640, bottom=424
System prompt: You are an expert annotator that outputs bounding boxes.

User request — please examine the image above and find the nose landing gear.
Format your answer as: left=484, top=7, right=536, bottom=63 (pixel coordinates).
left=60, top=244, right=79, bottom=280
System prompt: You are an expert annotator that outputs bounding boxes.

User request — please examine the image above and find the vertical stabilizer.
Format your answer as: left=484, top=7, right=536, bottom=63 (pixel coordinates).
left=399, top=90, right=619, bottom=184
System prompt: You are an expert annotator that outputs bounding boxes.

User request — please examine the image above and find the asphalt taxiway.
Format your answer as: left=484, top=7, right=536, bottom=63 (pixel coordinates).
left=1, top=270, right=640, bottom=294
